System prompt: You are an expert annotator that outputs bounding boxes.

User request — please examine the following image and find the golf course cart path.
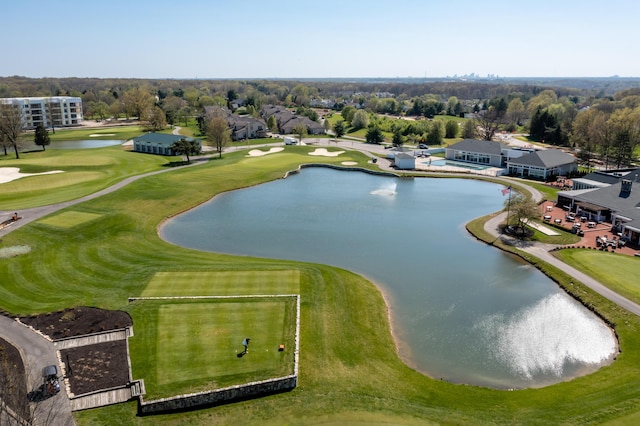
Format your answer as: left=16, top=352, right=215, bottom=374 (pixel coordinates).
left=0, top=315, right=75, bottom=426
left=484, top=211, right=640, bottom=316
left=0, top=163, right=200, bottom=238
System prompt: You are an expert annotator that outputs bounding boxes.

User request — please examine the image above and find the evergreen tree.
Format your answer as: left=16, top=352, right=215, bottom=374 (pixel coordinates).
left=34, top=124, right=50, bottom=151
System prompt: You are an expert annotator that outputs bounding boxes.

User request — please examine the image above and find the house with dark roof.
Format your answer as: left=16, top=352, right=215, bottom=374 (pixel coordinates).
left=556, top=170, right=640, bottom=245
left=445, top=139, right=509, bottom=167
left=571, top=168, right=639, bottom=190
left=203, top=106, right=268, bottom=141
left=260, top=105, right=325, bottom=136
left=506, top=149, right=577, bottom=180
left=132, top=133, right=202, bottom=156
left=280, top=116, right=325, bottom=135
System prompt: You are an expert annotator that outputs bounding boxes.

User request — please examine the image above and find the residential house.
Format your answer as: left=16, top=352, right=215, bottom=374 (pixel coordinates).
left=203, top=106, right=268, bottom=140
left=260, top=105, right=325, bottom=135
left=132, top=133, right=201, bottom=156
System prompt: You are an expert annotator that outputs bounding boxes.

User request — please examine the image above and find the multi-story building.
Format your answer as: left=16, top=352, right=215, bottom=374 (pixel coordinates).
left=0, top=96, right=83, bottom=129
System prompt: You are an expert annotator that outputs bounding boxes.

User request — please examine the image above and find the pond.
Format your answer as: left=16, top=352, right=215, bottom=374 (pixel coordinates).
left=22, top=139, right=125, bottom=151
left=50, top=139, right=124, bottom=149
left=160, top=167, right=617, bottom=389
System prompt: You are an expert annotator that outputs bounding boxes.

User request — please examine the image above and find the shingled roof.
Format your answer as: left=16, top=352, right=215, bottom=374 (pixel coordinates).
left=508, top=149, right=576, bottom=168
left=446, top=139, right=508, bottom=155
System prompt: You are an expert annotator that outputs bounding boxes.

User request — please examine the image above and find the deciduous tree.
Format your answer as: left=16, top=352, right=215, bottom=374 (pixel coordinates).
left=444, top=120, right=458, bottom=138
left=143, top=106, right=167, bottom=131
left=205, top=113, right=231, bottom=158
left=170, top=138, right=201, bottom=163
left=293, top=123, right=308, bottom=145
left=461, top=119, right=477, bottom=139
left=352, top=110, right=369, bottom=130
left=0, top=102, right=24, bottom=159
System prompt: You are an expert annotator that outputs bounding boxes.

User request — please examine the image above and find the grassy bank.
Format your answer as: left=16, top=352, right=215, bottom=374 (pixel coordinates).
left=2, top=148, right=640, bottom=424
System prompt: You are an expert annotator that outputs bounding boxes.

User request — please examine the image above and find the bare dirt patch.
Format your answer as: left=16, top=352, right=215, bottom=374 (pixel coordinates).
left=61, top=341, right=130, bottom=395
left=20, top=307, right=132, bottom=340
left=0, top=337, right=29, bottom=420
left=20, top=307, right=134, bottom=396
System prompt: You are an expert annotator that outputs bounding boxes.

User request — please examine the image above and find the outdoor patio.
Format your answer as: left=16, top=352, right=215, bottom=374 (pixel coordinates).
left=539, top=201, right=640, bottom=256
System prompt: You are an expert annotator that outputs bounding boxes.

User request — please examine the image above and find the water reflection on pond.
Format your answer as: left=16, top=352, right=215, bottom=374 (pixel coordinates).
left=160, top=167, right=617, bottom=389
left=51, top=139, right=124, bottom=149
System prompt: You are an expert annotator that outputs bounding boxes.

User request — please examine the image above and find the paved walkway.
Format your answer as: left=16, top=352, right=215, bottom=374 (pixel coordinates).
left=0, top=315, right=75, bottom=426
left=484, top=212, right=640, bottom=316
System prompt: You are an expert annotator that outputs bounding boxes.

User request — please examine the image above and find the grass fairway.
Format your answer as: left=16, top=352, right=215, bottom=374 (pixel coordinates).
left=555, top=249, right=640, bottom=303
left=0, top=146, right=178, bottom=209
left=37, top=211, right=103, bottom=229
left=129, top=297, right=297, bottom=399
left=47, top=125, right=146, bottom=141
left=3, top=147, right=640, bottom=424
left=142, top=270, right=300, bottom=297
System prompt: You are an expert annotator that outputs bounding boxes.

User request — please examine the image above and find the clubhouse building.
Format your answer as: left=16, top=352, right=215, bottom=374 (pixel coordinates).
left=445, top=139, right=578, bottom=179
left=557, top=168, right=640, bottom=246
left=132, top=133, right=202, bottom=156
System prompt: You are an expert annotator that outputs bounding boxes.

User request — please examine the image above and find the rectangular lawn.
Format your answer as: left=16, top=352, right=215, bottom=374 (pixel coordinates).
left=129, top=297, right=297, bottom=399
left=141, top=270, right=300, bottom=297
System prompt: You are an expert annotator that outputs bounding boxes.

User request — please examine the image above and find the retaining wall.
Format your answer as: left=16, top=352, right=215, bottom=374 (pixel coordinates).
left=138, top=375, right=297, bottom=414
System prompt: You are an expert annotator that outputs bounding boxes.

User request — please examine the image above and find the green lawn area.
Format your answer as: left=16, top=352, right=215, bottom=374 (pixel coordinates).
left=142, top=270, right=300, bottom=297
left=37, top=211, right=103, bottom=229
left=46, top=125, right=146, bottom=141
left=0, top=146, right=178, bottom=209
left=555, top=249, right=640, bottom=303
left=3, top=146, right=640, bottom=424
left=129, top=297, right=297, bottom=399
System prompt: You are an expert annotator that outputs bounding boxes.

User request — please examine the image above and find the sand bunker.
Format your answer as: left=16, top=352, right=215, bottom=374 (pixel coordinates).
left=247, top=147, right=284, bottom=157
left=341, top=161, right=358, bottom=166
left=89, top=133, right=116, bottom=137
left=0, top=167, right=64, bottom=184
left=308, top=148, right=345, bottom=157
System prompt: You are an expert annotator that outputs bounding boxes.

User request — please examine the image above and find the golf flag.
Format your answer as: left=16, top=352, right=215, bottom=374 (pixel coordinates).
left=501, top=186, right=511, bottom=196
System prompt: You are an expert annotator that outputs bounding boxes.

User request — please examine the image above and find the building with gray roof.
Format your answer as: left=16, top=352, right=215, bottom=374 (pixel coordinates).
left=132, top=133, right=201, bottom=156
left=506, top=149, right=577, bottom=180
left=557, top=170, right=640, bottom=245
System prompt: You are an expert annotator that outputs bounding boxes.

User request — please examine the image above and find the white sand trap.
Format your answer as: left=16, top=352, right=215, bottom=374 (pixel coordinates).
left=341, top=161, right=358, bottom=166
left=309, top=148, right=345, bottom=157
left=247, top=147, right=284, bottom=157
left=89, top=133, right=116, bottom=137
left=0, top=167, right=64, bottom=184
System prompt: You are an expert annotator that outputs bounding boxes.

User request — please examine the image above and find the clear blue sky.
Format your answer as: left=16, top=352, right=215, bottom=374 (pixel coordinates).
left=3, top=0, right=638, bottom=79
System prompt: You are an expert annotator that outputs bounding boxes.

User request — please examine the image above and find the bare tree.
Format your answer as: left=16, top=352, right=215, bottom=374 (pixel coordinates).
left=293, top=123, right=308, bottom=146
left=0, top=102, right=24, bottom=159
left=205, top=112, right=231, bottom=158
left=475, top=106, right=505, bottom=141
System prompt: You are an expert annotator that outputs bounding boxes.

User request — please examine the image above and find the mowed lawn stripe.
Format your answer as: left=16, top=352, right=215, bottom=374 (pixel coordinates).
left=152, top=299, right=292, bottom=396
left=37, top=211, right=103, bottom=229
left=142, top=270, right=300, bottom=297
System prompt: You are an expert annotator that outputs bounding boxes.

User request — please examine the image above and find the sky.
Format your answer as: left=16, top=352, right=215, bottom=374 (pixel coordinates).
left=2, top=0, right=639, bottom=79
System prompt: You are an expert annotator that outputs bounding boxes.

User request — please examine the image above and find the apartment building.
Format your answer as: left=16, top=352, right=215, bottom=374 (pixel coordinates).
left=0, top=96, right=83, bottom=129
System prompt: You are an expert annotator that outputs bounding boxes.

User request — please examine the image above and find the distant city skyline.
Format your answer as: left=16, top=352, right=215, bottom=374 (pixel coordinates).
left=3, top=0, right=639, bottom=79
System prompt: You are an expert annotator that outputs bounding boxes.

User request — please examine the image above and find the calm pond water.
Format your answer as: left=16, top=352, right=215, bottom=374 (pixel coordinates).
left=160, top=167, right=617, bottom=389
left=51, top=139, right=124, bottom=149
left=21, top=139, right=123, bottom=151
